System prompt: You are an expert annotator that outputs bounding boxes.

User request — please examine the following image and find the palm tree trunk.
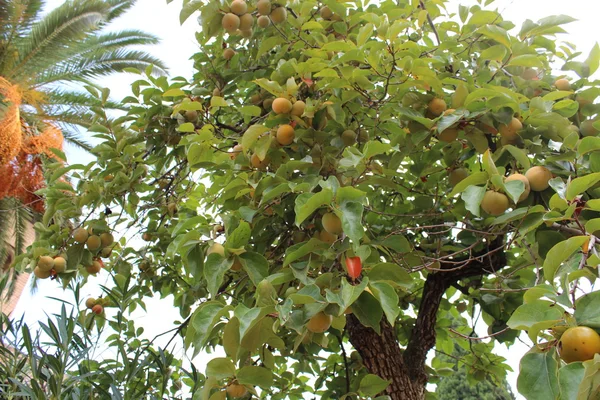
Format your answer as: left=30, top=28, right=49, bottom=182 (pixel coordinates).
left=0, top=210, right=35, bottom=316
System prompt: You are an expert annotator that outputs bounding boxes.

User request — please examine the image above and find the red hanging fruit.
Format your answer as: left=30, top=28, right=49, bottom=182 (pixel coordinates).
left=346, top=256, right=362, bottom=279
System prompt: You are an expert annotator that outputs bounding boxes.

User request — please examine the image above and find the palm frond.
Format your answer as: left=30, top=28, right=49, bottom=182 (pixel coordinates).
left=104, top=0, right=137, bottom=21
left=8, top=0, right=110, bottom=82
left=0, top=0, right=44, bottom=41
left=60, top=132, right=93, bottom=152
left=44, top=89, right=128, bottom=111
left=0, top=0, right=44, bottom=73
left=0, top=198, right=16, bottom=270
left=76, top=49, right=168, bottom=77
left=13, top=204, right=34, bottom=256
left=29, top=30, right=164, bottom=87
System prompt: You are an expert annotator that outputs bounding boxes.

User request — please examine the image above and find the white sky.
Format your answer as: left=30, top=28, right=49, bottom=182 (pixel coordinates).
left=12, top=0, right=600, bottom=398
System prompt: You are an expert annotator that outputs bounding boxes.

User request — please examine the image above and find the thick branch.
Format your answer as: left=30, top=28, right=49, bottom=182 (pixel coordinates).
left=347, top=315, right=423, bottom=399
left=404, top=236, right=506, bottom=382
left=347, top=237, right=507, bottom=400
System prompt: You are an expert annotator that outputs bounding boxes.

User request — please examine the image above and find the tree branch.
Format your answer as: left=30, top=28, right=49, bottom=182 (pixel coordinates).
left=403, top=236, right=506, bottom=382
left=419, top=1, right=441, bottom=46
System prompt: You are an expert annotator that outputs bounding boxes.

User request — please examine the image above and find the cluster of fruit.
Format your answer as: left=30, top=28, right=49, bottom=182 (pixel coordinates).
left=33, top=255, right=66, bottom=279
left=480, top=166, right=552, bottom=216
left=85, top=297, right=109, bottom=315
left=221, top=0, right=287, bottom=38
left=73, top=227, right=114, bottom=275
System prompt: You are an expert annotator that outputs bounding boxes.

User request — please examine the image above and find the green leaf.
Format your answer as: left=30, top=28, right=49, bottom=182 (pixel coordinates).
left=236, top=366, right=273, bottom=388
left=359, top=374, right=391, bottom=397
left=437, top=111, right=466, bottom=133
left=206, top=358, right=236, bottom=379
left=578, top=137, right=600, bottom=157
left=482, top=149, right=499, bottom=176
left=502, top=145, right=531, bottom=169
left=504, top=179, right=525, bottom=205
left=574, top=292, right=600, bottom=329
left=369, top=282, right=400, bottom=326
left=507, top=300, right=563, bottom=330
left=517, top=349, right=560, bottom=400
left=301, top=21, right=324, bottom=30
left=363, top=141, right=391, bottom=159
left=180, top=0, right=203, bottom=24
left=585, top=219, right=600, bottom=235
left=585, top=42, right=600, bottom=77
left=226, top=221, right=251, bottom=249
left=210, top=96, right=228, bottom=108
left=566, top=173, right=600, bottom=201
left=177, top=122, right=195, bottom=133
left=577, top=356, right=600, bottom=399
left=235, top=305, right=273, bottom=341
left=380, top=235, right=412, bottom=253
left=289, top=284, right=325, bottom=305
left=239, top=252, right=269, bottom=286
left=559, top=362, right=585, bottom=400
left=543, top=236, right=588, bottom=281
left=223, top=318, right=240, bottom=361
left=283, top=238, right=330, bottom=266
left=477, top=25, right=511, bottom=48
left=481, top=44, right=508, bottom=62
left=508, top=54, right=544, bottom=68
left=368, top=263, right=412, bottom=289
left=325, top=279, right=368, bottom=313
left=192, top=301, right=228, bottom=348
left=468, top=10, right=502, bottom=25
left=239, top=105, right=262, bottom=117
left=449, top=172, right=489, bottom=197
left=294, top=189, right=334, bottom=226
left=357, top=23, right=374, bottom=47
left=336, top=186, right=366, bottom=204
left=338, top=201, right=364, bottom=243
left=163, top=88, right=185, bottom=97
left=242, top=125, right=270, bottom=152
left=204, top=254, right=234, bottom=297
left=352, top=292, right=383, bottom=334
left=461, top=185, right=486, bottom=217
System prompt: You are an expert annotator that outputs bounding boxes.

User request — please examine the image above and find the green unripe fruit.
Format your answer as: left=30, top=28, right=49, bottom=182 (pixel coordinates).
left=53, top=256, right=67, bottom=273
left=257, top=15, right=270, bottom=28
left=257, top=0, right=271, bottom=15
left=86, top=235, right=102, bottom=251
left=481, top=191, right=509, bottom=216
left=207, top=243, right=225, bottom=257
left=270, top=7, right=287, bottom=24
left=223, top=48, right=235, bottom=60
left=100, top=232, right=114, bottom=247
left=222, top=13, right=241, bottom=32
left=37, top=256, right=55, bottom=272
left=306, top=312, right=333, bottom=333
left=341, top=130, right=357, bottom=146
left=239, top=13, right=253, bottom=30
left=85, top=298, right=97, bottom=309
left=322, top=212, right=343, bottom=235
left=230, top=0, right=247, bottom=16
left=73, top=227, right=89, bottom=243
left=34, top=266, right=51, bottom=279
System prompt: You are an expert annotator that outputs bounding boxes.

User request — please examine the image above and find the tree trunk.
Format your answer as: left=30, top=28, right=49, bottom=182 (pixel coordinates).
left=0, top=210, right=35, bottom=316
left=347, top=314, right=425, bottom=400
left=346, top=237, right=507, bottom=399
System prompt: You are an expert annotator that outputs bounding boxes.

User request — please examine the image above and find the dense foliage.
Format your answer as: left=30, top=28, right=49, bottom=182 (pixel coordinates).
left=7, top=0, right=600, bottom=399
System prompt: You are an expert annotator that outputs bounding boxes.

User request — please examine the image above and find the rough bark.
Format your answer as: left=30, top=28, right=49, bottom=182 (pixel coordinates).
left=347, top=314, right=424, bottom=399
left=346, top=237, right=507, bottom=400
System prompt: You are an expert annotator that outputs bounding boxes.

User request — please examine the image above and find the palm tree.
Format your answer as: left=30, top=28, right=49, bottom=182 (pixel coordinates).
left=0, top=0, right=167, bottom=148
left=0, top=0, right=168, bottom=303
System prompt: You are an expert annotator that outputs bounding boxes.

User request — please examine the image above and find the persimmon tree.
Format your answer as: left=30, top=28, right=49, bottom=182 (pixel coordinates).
left=13, top=0, right=600, bottom=399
